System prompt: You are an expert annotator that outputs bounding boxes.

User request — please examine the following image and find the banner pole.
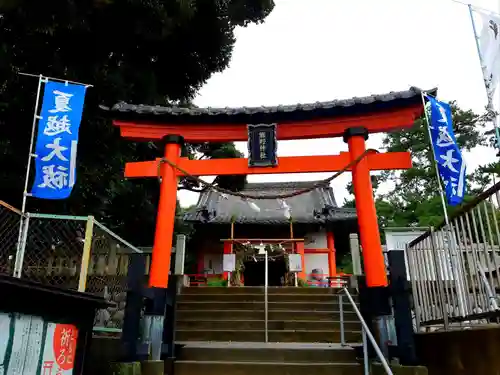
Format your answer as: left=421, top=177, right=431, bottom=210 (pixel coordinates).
left=497, top=0, right=500, bottom=151
left=20, top=74, right=45, bottom=214
left=13, top=74, right=45, bottom=278
left=452, top=0, right=500, bottom=16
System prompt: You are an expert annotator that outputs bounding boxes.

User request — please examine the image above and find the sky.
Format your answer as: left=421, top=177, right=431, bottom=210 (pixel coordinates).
left=178, top=0, right=500, bottom=208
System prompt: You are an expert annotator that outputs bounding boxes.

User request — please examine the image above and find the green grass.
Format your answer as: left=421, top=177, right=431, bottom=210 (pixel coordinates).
left=206, top=278, right=228, bottom=287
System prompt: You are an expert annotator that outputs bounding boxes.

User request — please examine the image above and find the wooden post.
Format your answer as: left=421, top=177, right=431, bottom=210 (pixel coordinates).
left=78, top=216, right=94, bottom=292
left=344, top=128, right=387, bottom=287
left=326, top=231, right=336, bottom=282
left=149, top=135, right=182, bottom=288
left=230, top=221, right=235, bottom=267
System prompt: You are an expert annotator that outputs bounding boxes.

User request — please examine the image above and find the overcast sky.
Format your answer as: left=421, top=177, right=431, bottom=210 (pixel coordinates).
left=178, top=0, right=500, bottom=208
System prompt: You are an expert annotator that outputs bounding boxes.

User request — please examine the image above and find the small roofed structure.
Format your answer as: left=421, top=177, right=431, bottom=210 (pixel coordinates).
left=184, top=181, right=357, bottom=286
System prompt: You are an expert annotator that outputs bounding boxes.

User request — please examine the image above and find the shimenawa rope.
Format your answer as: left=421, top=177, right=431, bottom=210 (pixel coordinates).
left=157, top=148, right=378, bottom=200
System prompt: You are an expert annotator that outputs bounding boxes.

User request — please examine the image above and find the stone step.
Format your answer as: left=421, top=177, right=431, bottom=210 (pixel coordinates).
left=178, top=293, right=353, bottom=303
left=177, top=309, right=357, bottom=321
left=175, top=329, right=362, bottom=343
left=181, top=287, right=350, bottom=295
left=174, top=360, right=363, bottom=375
left=177, top=346, right=358, bottom=363
left=176, top=319, right=361, bottom=331
left=177, top=301, right=356, bottom=311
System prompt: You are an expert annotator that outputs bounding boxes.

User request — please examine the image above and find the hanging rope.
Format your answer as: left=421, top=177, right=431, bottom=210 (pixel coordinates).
left=158, top=148, right=378, bottom=200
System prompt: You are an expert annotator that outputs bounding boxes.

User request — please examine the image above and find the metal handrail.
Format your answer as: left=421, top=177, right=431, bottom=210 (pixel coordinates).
left=340, top=287, right=394, bottom=375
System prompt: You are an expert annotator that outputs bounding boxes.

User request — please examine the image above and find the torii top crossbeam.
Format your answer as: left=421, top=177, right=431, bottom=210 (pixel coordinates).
left=104, top=87, right=430, bottom=290
left=110, top=87, right=426, bottom=142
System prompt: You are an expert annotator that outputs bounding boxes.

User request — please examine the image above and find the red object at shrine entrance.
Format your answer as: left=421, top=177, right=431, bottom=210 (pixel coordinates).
left=105, top=87, right=429, bottom=289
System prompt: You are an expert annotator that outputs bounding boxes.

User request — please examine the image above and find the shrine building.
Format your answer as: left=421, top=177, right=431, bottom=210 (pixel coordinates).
left=184, top=180, right=357, bottom=286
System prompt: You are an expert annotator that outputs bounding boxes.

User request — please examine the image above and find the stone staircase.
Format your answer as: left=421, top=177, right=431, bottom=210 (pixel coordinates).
left=174, top=286, right=365, bottom=375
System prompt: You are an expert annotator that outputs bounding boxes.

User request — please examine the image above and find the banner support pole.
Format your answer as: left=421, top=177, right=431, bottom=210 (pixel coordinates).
left=20, top=74, right=45, bottom=214
left=14, top=74, right=45, bottom=278
left=18, top=72, right=93, bottom=88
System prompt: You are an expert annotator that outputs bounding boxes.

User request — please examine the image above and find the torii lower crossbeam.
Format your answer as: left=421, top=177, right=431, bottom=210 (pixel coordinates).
left=124, top=151, right=411, bottom=178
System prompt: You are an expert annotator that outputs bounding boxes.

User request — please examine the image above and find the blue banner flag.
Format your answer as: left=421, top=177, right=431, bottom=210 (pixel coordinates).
left=427, top=96, right=466, bottom=206
left=31, top=81, right=87, bottom=199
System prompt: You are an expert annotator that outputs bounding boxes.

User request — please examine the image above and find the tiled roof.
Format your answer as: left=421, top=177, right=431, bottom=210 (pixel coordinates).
left=104, top=87, right=435, bottom=124
left=184, top=181, right=357, bottom=225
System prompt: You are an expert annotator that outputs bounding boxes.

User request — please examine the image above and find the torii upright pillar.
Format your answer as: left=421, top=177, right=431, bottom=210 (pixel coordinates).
left=344, top=127, right=391, bottom=360
left=149, top=135, right=183, bottom=288
left=344, top=127, right=387, bottom=288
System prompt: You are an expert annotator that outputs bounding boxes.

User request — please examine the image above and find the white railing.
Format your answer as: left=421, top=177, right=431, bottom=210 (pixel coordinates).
left=339, top=287, right=394, bottom=375
left=407, top=181, right=500, bottom=330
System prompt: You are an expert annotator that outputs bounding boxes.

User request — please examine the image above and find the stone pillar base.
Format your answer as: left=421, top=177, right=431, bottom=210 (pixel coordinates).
left=110, top=362, right=141, bottom=375
left=141, top=360, right=164, bottom=375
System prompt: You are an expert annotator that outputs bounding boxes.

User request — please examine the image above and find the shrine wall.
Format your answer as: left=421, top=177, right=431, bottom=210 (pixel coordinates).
left=304, top=230, right=327, bottom=249
left=304, top=253, right=329, bottom=276
left=196, top=230, right=331, bottom=277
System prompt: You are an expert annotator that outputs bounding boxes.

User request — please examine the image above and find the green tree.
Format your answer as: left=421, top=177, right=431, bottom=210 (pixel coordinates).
left=0, top=0, right=274, bottom=245
left=470, top=161, right=500, bottom=192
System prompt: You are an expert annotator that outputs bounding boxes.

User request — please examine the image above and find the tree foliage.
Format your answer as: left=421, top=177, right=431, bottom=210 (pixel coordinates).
left=0, top=0, right=274, bottom=245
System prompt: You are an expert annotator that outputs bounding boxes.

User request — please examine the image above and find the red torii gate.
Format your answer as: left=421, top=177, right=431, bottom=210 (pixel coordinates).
left=108, top=87, right=427, bottom=290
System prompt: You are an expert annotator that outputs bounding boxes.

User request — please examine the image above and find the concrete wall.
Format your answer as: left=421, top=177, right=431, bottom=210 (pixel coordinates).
left=415, top=326, right=500, bottom=375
